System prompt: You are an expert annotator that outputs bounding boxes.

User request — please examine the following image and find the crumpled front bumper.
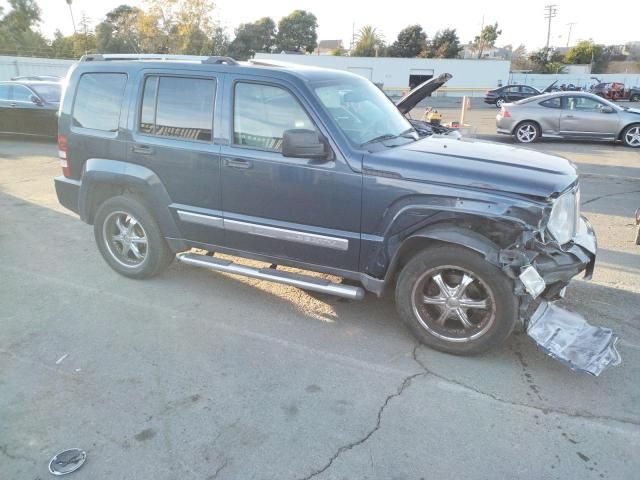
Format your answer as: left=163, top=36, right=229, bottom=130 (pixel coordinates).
left=520, top=216, right=621, bottom=376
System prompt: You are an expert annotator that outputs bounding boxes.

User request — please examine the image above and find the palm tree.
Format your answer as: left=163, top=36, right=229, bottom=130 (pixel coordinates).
left=352, top=25, right=384, bottom=57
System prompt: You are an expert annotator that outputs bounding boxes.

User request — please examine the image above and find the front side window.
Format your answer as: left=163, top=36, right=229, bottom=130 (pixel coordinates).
left=72, top=73, right=127, bottom=131
left=566, top=96, right=606, bottom=111
left=139, top=75, right=215, bottom=142
left=12, top=85, right=33, bottom=102
left=233, top=82, right=315, bottom=151
left=540, top=97, right=561, bottom=109
left=30, top=84, right=61, bottom=103
left=313, top=76, right=413, bottom=146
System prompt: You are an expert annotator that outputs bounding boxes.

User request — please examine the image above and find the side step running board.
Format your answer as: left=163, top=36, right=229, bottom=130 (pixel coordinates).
left=177, top=253, right=365, bottom=300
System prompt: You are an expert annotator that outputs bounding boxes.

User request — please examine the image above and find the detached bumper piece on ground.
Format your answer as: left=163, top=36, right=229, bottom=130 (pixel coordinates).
left=527, top=301, right=621, bottom=376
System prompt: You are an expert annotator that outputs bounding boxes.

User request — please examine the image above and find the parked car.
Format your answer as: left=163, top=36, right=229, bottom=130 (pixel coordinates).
left=589, top=82, right=640, bottom=101
left=484, top=81, right=557, bottom=108
left=496, top=91, right=640, bottom=147
left=53, top=54, right=618, bottom=371
left=0, top=80, right=61, bottom=137
left=11, top=75, right=61, bottom=82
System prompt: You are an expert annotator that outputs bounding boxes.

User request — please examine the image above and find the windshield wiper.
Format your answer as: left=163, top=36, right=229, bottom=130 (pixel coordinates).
left=360, top=128, right=417, bottom=147
left=360, top=133, right=399, bottom=146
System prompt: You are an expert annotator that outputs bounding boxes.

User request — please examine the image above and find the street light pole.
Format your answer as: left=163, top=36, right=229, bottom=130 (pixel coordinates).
left=66, top=0, right=77, bottom=34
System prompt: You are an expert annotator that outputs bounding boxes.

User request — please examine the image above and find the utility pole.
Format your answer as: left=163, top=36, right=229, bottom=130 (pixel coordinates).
left=544, top=5, right=557, bottom=55
left=566, top=22, right=576, bottom=48
left=66, top=0, right=77, bottom=34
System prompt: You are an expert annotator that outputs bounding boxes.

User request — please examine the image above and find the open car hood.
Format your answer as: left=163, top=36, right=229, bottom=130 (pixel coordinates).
left=541, top=80, right=558, bottom=93
left=396, top=73, right=452, bottom=114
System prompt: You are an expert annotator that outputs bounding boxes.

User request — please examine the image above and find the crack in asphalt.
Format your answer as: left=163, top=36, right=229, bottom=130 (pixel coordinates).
left=296, top=371, right=427, bottom=480
left=410, top=345, right=640, bottom=428
left=208, top=458, right=229, bottom=480
left=581, top=189, right=640, bottom=206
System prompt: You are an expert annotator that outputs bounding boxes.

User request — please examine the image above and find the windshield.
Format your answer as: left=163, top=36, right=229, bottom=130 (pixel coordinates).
left=30, top=84, right=61, bottom=103
left=312, top=77, right=413, bottom=146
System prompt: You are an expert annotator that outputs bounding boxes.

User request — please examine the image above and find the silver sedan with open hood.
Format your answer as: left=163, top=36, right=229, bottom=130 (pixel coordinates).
left=496, top=91, right=640, bottom=148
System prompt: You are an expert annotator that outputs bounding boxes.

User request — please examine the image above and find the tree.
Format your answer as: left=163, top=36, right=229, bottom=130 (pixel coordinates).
left=352, top=25, right=384, bottom=57
left=96, top=5, right=143, bottom=53
left=565, top=40, right=609, bottom=73
left=429, top=28, right=461, bottom=58
left=228, top=17, right=276, bottom=60
left=388, top=25, right=427, bottom=58
left=275, top=10, right=317, bottom=53
left=472, top=22, right=501, bottom=59
left=0, top=0, right=49, bottom=56
left=528, top=48, right=566, bottom=73
left=174, top=0, right=217, bottom=54
left=509, top=44, right=530, bottom=70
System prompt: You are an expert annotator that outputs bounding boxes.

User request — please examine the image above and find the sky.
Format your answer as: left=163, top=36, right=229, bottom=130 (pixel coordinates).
left=2, top=0, right=637, bottom=51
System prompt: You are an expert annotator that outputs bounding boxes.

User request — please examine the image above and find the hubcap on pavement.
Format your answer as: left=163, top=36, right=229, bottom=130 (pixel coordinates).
left=411, top=266, right=495, bottom=342
left=103, top=211, right=148, bottom=267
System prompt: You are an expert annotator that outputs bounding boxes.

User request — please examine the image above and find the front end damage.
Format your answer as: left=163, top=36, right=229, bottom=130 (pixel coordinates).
left=498, top=215, right=621, bottom=376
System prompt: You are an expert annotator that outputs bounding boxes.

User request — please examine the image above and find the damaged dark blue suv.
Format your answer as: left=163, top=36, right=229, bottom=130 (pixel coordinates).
left=54, top=54, right=618, bottom=373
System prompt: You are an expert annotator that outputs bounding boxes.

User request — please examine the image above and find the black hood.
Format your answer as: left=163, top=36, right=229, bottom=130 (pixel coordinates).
left=395, top=73, right=452, bottom=114
left=363, top=136, right=577, bottom=199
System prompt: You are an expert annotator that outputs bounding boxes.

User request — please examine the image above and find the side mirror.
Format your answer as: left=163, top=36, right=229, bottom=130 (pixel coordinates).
left=600, top=106, right=615, bottom=113
left=30, top=95, right=42, bottom=105
left=282, top=129, right=330, bottom=159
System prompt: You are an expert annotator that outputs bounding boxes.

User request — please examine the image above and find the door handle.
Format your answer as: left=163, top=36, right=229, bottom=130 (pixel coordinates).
left=224, top=157, right=252, bottom=169
left=9, top=102, right=17, bottom=107
left=131, top=144, right=154, bottom=155
left=565, top=115, right=575, bottom=119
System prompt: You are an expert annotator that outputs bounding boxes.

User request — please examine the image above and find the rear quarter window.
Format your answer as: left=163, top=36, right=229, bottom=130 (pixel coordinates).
left=72, top=73, right=127, bottom=131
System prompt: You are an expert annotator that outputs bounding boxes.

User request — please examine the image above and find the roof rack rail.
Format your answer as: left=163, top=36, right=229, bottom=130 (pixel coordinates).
left=79, top=54, right=238, bottom=65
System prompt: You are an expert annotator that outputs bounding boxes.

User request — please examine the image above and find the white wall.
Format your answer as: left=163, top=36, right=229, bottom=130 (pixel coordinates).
left=509, top=72, right=640, bottom=90
left=255, top=53, right=510, bottom=96
left=0, top=56, right=74, bottom=81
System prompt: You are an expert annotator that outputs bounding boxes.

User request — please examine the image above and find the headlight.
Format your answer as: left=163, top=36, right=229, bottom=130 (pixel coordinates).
left=547, top=189, right=579, bottom=244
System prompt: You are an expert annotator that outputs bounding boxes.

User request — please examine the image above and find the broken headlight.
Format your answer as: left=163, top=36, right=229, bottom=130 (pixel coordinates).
left=547, top=189, right=579, bottom=245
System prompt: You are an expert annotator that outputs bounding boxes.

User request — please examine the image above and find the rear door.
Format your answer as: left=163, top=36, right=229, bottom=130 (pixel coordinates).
left=128, top=70, right=223, bottom=245
left=560, top=96, right=621, bottom=138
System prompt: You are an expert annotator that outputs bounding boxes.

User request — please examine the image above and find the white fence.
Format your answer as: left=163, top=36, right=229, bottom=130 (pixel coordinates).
left=509, top=72, right=640, bottom=91
left=0, top=56, right=74, bottom=81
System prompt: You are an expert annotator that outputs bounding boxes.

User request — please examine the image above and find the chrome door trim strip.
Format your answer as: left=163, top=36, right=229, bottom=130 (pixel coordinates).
left=177, top=210, right=224, bottom=228
left=224, top=219, right=349, bottom=251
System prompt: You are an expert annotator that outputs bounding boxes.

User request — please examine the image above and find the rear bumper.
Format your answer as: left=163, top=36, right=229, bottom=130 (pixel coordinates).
left=483, top=97, right=496, bottom=104
left=496, top=128, right=511, bottom=135
left=54, top=176, right=80, bottom=215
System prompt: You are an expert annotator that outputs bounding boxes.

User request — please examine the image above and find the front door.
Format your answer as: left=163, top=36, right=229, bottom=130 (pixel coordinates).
left=0, top=84, right=11, bottom=133
left=560, top=96, right=621, bottom=138
left=220, top=77, right=362, bottom=271
left=128, top=70, right=224, bottom=245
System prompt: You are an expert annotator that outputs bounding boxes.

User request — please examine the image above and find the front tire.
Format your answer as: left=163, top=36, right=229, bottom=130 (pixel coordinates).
left=495, top=97, right=506, bottom=108
left=514, top=121, right=540, bottom=144
left=93, top=195, right=174, bottom=279
left=395, top=246, right=518, bottom=355
left=622, top=124, right=640, bottom=148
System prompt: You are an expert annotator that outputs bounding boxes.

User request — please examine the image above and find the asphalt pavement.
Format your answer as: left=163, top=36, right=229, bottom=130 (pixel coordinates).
left=1, top=129, right=638, bottom=480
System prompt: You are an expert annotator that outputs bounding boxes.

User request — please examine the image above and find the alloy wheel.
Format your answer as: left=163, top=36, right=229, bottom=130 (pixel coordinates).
left=411, top=266, right=495, bottom=342
left=102, top=211, right=149, bottom=267
left=516, top=123, right=537, bottom=143
left=496, top=98, right=505, bottom=108
left=624, top=126, right=640, bottom=147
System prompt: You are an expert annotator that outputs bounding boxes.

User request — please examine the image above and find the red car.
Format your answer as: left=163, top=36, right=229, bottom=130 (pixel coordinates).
left=591, top=82, right=640, bottom=101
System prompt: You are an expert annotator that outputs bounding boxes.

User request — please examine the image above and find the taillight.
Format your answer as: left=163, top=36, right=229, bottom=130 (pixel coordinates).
left=58, top=135, right=70, bottom=177
left=502, top=109, right=511, bottom=118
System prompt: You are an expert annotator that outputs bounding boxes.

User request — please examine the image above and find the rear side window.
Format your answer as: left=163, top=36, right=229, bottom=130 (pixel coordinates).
left=540, top=97, right=561, bottom=109
left=139, top=75, right=215, bottom=142
left=0, top=84, right=9, bottom=100
left=72, top=73, right=127, bottom=131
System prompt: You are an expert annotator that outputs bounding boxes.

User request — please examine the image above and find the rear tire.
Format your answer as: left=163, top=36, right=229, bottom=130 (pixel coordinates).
left=495, top=97, right=506, bottom=108
left=395, top=246, right=518, bottom=355
left=93, top=195, right=174, bottom=279
left=622, top=124, right=640, bottom=148
left=514, top=121, right=540, bottom=144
